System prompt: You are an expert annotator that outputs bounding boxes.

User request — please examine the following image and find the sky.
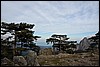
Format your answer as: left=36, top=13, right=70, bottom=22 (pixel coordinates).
left=1, top=1, right=99, bottom=46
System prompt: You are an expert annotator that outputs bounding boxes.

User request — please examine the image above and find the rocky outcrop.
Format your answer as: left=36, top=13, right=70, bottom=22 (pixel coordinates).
left=34, top=58, right=40, bottom=66
left=25, top=50, right=40, bottom=66
left=78, top=37, right=90, bottom=51
left=1, top=48, right=99, bottom=66
left=13, top=51, right=40, bottom=66
left=1, top=57, right=14, bottom=66
left=13, top=56, right=27, bottom=66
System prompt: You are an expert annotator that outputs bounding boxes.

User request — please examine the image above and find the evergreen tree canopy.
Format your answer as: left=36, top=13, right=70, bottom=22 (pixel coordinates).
left=1, top=22, right=41, bottom=56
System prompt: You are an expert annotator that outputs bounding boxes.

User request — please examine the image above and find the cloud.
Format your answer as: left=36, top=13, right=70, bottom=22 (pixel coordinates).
left=1, top=1, right=99, bottom=44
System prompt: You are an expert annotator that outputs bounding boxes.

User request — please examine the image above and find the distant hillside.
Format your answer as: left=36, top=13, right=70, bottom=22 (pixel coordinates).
left=39, top=46, right=52, bottom=49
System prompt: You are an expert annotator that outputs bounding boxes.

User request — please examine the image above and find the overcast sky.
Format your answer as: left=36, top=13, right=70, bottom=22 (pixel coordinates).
left=1, top=1, right=99, bottom=46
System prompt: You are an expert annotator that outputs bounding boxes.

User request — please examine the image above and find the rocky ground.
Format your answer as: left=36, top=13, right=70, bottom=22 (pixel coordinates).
left=37, top=48, right=99, bottom=66
left=1, top=48, right=99, bottom=66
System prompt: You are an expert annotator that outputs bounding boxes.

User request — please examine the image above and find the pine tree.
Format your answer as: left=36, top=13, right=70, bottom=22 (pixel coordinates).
left=1, top=22, right=41, bottom=57
left=46, top=34, right=77, bottom=54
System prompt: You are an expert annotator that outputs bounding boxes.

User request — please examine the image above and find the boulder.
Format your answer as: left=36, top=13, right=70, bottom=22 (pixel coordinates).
left=34, top=58, right=40, bottom=66
left=78, top=37, right=90, bottom=51
left=1, top=57, right=14, bottom=66
left=13, top=56, right=27, bottom=66
left=25, top=50, right=39, bottom=66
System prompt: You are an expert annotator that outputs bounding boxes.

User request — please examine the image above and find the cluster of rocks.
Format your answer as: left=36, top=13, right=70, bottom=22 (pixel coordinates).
left=1, top=50, right=40, bottom=66
left=1, top=47, right=99, bottom=66
left=1, top=57, right=14, bottom=66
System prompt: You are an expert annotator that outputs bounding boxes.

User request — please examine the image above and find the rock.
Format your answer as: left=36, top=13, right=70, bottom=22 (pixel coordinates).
left=13, top=56, right=27, bottom=66
left=14, top=64, right=19, bottom=66
left=78, top=37, right=90, bottom=51
left=82, top=56, right=84, bottom=58
left=34, top=58, right=40, bottom=66
left=1, top=57, right=14, bottom=66
left=25, top=50, right=38, bottom=66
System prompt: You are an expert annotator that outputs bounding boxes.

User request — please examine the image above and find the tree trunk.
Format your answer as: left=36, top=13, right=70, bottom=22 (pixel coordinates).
left=13, top=31, right=16, bottom=56
left=20, top=42, right=23, bottom=55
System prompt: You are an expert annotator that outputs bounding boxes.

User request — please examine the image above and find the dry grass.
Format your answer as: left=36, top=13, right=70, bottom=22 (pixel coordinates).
left=37, top=48, right=99, bottom=66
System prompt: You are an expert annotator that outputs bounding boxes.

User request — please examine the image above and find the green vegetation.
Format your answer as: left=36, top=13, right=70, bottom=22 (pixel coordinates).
left=1, top=22, right=41, bottom=59
left=46, top=34, right=77, bottom=54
